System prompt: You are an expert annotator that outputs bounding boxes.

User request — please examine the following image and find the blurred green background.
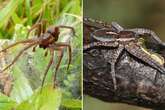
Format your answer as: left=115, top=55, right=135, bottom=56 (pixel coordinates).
left=84, top=0, right=165, bottom=110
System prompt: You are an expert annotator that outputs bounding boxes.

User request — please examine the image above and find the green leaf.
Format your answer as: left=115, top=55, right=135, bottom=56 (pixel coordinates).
left=0, top=0, right=23, bottom=28
left=0, top=93, right=17, bottom=110
left=61, top=99, right=82, bottom=109
left=15, top=85, right=62, bottom=110
left=11, top=13, right=22, bottom=24
left=25, top=0, right=32, bottom=25
left=34, top=86, right=62, bottom=110
left=15, top=100, right=33, bottom=110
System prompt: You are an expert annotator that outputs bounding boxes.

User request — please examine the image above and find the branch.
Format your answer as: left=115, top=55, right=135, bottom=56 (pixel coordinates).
left=84, top=45, right=165, bottom=110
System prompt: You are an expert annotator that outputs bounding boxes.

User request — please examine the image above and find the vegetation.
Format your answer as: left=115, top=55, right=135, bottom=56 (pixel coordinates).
left=0, top=0, right=82, bottom=110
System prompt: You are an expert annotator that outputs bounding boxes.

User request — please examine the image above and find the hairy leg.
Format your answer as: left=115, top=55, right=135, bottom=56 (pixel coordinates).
left=53, top=47, right=64, bottom=88
left=55, top=42, right=72, bottom=70
left=41, top=48, right=54, bottom=88
left=58, top=25, right=76, bottom=37
left=111, top=21, right=124, bottom=32
left=125, top=28, right=165, bottom=47
left=44, top=49, right=49, bottom=57
left=26, top=20, right=48, bottom=38
left=0, top=39, right=36, bottom=52
left=32, top=45, right=38, bottom=52
left=83, top=17, right=111, bottom=29
left=0, top=42, right=37, bottom=73
left=110, top=45, right=124, bottom=90
left=41, top=20, right=48, bottom=33
left=125, top=42, right=165, bottom=73
left=83, top=41, right=121, bottom=90
left=26, top=23, right=42, bottom=38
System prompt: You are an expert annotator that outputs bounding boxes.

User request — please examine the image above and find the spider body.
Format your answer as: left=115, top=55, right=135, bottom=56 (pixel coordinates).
left=0, top=21, right=75, bottom=88
left=47, top=27, right=60, bottom=40
left=83, top=17, right=165, bottom=90
left=39, top=34, right=56, bottom=49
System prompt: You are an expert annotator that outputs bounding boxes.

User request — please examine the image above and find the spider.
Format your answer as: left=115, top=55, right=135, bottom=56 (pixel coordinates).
left=84, top=17, right=165, bottom=48
left=0, top=21, right=76, bottom=88
left=83, top=17, right=165, bottom=90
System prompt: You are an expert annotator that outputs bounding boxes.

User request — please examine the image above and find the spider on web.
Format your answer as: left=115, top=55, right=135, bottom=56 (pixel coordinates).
left=0, top=20, right=76, bottom=88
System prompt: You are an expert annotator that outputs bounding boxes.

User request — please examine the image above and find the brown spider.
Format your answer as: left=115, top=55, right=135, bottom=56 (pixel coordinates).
left=0, top=21, right=76, bottom=88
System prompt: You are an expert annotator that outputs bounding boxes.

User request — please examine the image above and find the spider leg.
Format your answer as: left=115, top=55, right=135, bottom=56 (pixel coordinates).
left=111, top=63, right=117, bottom=90
left=53, top=46, right=64, bottom=88
left=32, top=45, right=37, bottom=52
left=125, top=28, right=165, bottom=47
left=50, top=43, right=71, bottom=88
left=83, top=41, right=121, bottom=90
left=58, top=25, right=76, bottom=37
left=55, top=42, right=72, bottom=70
left=26, top=20, right=48, bottom=38
left=26, top=23, right=42, bottom=38
left=125, top=42, right=165, bottom=73
left=0, top=39, right=36, bottom=53
left=84, top=41, right=121, bottom=90
left=44, top=49, right=49, bottom=57
left=41, top=48, right=54, bottom=88
left=111, top=21, right=124, bottom=32
left=83, top=17, right=111, bottom=29
left=109, top=45, right=124, bottom=90
left=41, top=20, right=48, bottom=33
left=0, top=42, right=37, bottom=73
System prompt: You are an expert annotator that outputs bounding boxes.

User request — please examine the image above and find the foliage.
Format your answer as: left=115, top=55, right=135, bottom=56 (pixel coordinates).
left=0, top=0, right=82, bottom=110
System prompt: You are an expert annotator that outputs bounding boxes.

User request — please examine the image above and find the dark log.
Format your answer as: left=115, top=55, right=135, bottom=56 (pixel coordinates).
left=84, top=47, right=165, bottom=109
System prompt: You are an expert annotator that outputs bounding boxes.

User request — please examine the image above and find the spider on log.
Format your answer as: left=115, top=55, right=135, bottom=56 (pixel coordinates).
left=0, top=20, right=76, bottom=88
left=83, top=17, right=165, bottom=90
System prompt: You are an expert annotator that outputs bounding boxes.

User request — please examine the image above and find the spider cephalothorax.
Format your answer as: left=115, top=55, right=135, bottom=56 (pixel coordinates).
left=0, top=21, right=76, bottom=88
left=38, top=27, right=60, bottom=49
